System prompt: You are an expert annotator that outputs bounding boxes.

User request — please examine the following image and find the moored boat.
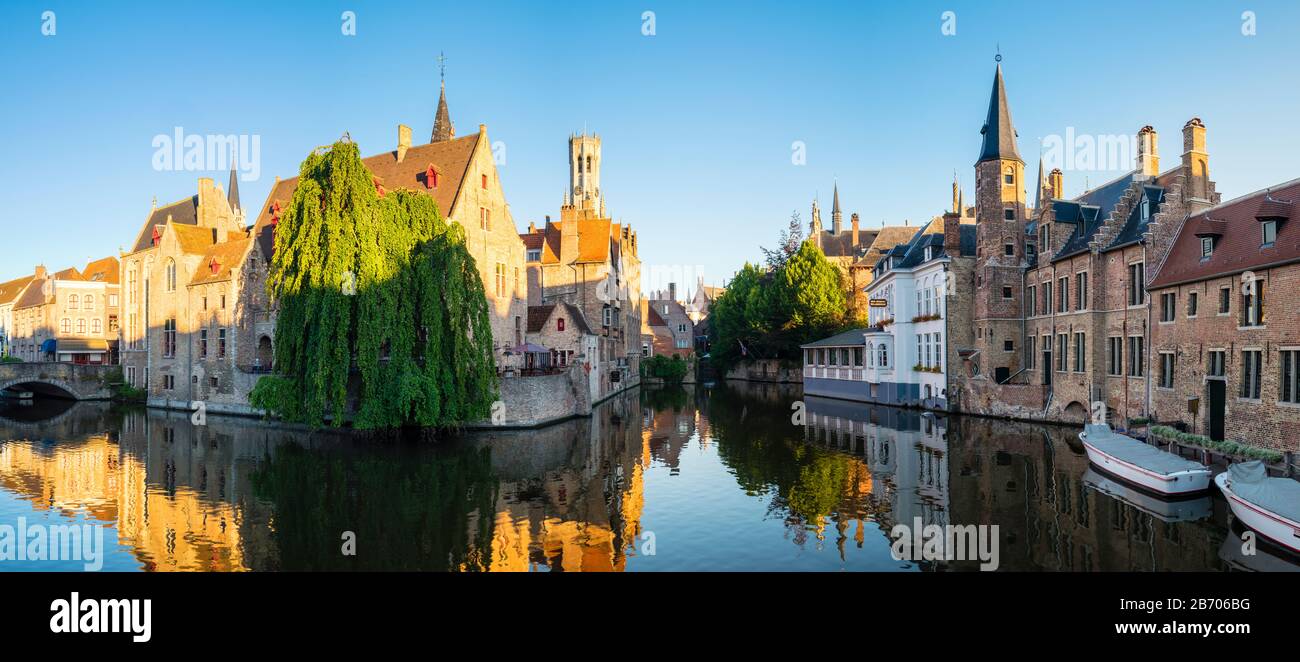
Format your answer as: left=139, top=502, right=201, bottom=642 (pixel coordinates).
left=1082, top=468, right=1212, bottom=522
left=1078, top=423, right=1212, bottom=496
left=1215, top=461, right=1300, bottom=554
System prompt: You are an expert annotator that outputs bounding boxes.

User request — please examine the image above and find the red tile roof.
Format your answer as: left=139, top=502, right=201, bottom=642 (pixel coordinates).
left=1150, top=177, right=1300, bottom=288
left=189, top=238, right=253, bottom=286
left=81, top=256, right=120, bottom=285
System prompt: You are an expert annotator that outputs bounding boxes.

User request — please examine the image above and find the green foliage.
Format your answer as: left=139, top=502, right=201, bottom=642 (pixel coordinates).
left=1148, top=425, right=1284, bottom=463
left=708, top=240, right=851, bottom=371
left=644, top=355, right=688, bottom=383
left=98, top=367, right=146, bottom=402
left=251, top=141, right=497, bottom=429
left=0, top=354, right=22, bottom=364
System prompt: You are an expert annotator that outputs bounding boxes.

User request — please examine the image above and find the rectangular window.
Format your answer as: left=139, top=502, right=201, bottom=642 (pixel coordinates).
left=1001, top=286, right=1012, bottom=300
left=1003, top=339, right=1014, bottom=352
left=1201, top=237, right=1214, bottom=257
left=1043, top=283, right=1052, bottom=314
left=1219, top=287, right=1230, bottom=314
left=526, top=248, right=541, bottom=262
left=1026, top=336, right=1036, bottom=370
left=1187, top=292, right=1198, bottom=317
left=1263, top=220, right=1277, bottom=246
left=163, top=318, right=176, bottom=358
left=163, top=374, right=174, bottom=390
left=1158, top=352, right=1174, bottom=388
left=557, top=317, right=565, bottom=332
left=1004, top=244, right=1014, bottom=256
left=1027, top=285, right=1037, bottom=316
left=1057, top=277, right=1068, bottom=312
left=218, top=329, right=227, bottom=358
left=199, top=329, right=208, bottom=358
left=480, top=207, right=490, bottom=231
left=1241, top=279, right=1265, bottom=327
left=1160, top=292, right=1175, bottom=322
left=1073, top=332, right=1085, bottom=372
left=1128, top=263, right=1145, bottom=306
left=1241, top=350, right=1262, bottom=399
left=1056, top=333, right=1067, bottom=372
left=933, top=333, right=942, bottom=371
left=1281, top=349, right=1300, bottom=404
left=1207, top=350, right=1226, bottom=377
left=854, top=348, right=864, bottom=367
left=1076, top=272, right=1088, bottom=311
left=1127, top=336, right=1144, bottom=377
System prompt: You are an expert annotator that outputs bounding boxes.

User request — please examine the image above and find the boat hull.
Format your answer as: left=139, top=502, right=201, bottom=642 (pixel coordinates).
left=1079, top=434, right=1212, bottom=496
left=1216, top=472, right=1300, bottom=555
left=1082, top=468, right=1212, bottom=522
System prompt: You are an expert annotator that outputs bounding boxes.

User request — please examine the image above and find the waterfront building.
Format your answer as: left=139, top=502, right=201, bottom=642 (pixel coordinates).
left=119, top=173, right=251, bottom=409
left=1148, top=177, right=1300, bottom=452
left=524, top=302, right=594, bottom=372
left=520, top=131, right=643, bottom=401
left=646, top=283, right=694, bottom=356
left=955, top=60, right=1218, bottom=425
left=0, top=274, right=36, bottom=357
left=8, top=259, right=120, bottom=364
left=685, top=276, right=724, bottom=324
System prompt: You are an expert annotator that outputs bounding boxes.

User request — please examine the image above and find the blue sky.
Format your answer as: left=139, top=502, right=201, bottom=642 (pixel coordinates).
left=2, top=1, right=1298, bottom=294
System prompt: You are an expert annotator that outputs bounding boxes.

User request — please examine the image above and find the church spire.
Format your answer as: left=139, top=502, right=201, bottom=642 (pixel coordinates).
left=227, top=164, right=241, bottom=214
left=952, top=171, right=961, bottom=214
left=831, top=181, right=843, bottom=234
left=977, top=58, right=1023, bottom=164
left=431, top=52, right=455, bottom=143
left=1034, top=155, right=1048, bottom=210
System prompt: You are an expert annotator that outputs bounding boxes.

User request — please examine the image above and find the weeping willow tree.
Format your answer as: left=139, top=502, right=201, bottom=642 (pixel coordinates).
left=250, top=140, right=498, bottom=429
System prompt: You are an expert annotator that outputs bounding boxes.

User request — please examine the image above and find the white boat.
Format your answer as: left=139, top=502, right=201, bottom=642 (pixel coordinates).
left=1218, top=527, right=1300, bottom=572
left=1082, top=468, right=1212, bottom=523
left=1215, top=461, right=1300, bottom=555
left=1078, top=423, right=1212, bottom=496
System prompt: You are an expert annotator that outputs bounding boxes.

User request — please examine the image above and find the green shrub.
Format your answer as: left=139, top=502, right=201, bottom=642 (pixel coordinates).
left=0, top=354, right=22, bottom=364
left=644, top=355, right=688, bottom=384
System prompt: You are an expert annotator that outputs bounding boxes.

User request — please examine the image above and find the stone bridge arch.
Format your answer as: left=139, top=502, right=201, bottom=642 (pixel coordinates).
left=0, top=362, right=113, bottom=400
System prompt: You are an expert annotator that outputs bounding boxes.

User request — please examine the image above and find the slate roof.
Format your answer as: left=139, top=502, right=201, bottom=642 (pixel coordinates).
left=1050, top=171, right=1136, bottom=261
left=1150, top=177, right=1300, bottom=289
left=1105, top=185, right=1166, bottom=251
left=977, top=63, right=1023, bottom=164
left=129, top=196, right=198, bottom=253
left=801, top=328, right=869, bottom=348
left=526, top=303, right=593, bottom=334
left=817, top=228, right=875, bottom=258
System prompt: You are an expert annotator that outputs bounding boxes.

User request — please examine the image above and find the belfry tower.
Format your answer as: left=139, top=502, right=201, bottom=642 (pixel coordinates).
left=568, top=131, right=603, bottom=215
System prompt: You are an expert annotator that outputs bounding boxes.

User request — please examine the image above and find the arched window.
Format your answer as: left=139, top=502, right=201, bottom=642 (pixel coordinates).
left=60, top=318, right=71, bottom=334
left=68, top=294, right=79, bottom=309
left=867, top=342, right=875, bottom=367
left=76, top=319, right=86, bottom=334
left=92, top=319, right=102, bottom=334
left=1004, top=166, right=1015, bottom=185
left=83, top=294, right=94, bottom=311
left=165, top=259, right=177, bottom=292
left=586, top=156, right=592, bottom=173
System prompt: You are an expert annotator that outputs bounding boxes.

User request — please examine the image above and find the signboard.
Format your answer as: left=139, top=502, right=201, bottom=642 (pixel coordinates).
left=869, top=299, right=889, bottom=308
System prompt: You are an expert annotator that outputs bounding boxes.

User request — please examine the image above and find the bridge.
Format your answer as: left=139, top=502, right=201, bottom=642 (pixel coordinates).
left=0, top=362, right=114, bottom=400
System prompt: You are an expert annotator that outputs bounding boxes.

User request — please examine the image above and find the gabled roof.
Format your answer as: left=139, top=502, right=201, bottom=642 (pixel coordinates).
left=189, top=238, right=253, bottom=286
left=0, top=275, right=34, bottom=306
left=251, top=132, right=481, bottom=262
left=1050, top=171, right=1137, bottom=261
left=526, top=303, right=592, bottom=334
left=81, top=256, right=120, bottom=285
left=854, top=225, right=919, bottom=267
left=801, top=328, right=868, bottom=348
left=129, top=196, right=198, bottom=253
left=1105, top=185, right=1165, bottom=251
left=977, top=63, right=1023, bottom=164
left=1150, top=177, right=1300, bottom=289
left=13, top=278, right=50, bottom=310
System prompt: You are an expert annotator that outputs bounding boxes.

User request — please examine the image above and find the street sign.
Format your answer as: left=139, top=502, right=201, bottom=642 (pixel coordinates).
left=869, top=299, right=888, bottom=308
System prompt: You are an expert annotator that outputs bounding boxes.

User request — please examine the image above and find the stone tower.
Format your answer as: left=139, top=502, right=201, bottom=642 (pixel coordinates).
left=569, top=132, right=603, bottom=214
left=972, top=59, right=1027, bottom=381
left=809, top=198, right=823, bottom=249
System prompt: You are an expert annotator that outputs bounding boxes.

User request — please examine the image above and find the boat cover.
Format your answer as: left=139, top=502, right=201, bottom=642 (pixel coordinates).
left=1227, top=461, right=1300, bottom=525
left=1082, top=424, right=1207, bottom=476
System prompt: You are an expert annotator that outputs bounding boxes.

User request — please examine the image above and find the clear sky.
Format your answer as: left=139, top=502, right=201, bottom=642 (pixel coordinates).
left=3, top=1, right=1299, bottom=294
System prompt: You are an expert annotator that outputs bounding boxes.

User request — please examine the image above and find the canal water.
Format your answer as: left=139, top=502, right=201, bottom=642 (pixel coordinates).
left=0, top=382, right=1285, bottom=572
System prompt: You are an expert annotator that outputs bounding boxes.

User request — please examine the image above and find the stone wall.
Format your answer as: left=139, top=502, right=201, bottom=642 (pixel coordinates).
left=474, top=366, right=592, bottom=428
left=725, top=359, right=803, bottom=383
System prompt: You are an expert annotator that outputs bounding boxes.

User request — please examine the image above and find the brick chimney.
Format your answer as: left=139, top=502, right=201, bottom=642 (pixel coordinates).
left=851, top=213, right=860, bottom=247
left=397, top=124, right=412, bottom=163
left=528, top=221, right=536, bottom=233
left=34, top=265, right=47, bottom=280
left=669, top=282, right=677, bottom=302
left=1136, top=125, right=1159, bottom=180
left=1048, top=168, right=1064, bottom=199
left=942, top=212, right=961, bottom=257
left=1182, top=117, right=1210, bottom=202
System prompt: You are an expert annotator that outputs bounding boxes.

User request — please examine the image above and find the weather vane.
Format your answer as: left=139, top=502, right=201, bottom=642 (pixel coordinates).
left=438, top=51, right=447, bottom=83
left=995, top=44, right=1002, bottom=63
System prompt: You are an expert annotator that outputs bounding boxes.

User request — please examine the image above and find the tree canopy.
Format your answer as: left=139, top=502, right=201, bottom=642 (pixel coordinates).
left=709, top=236, right=850, bottom=371
left=250, top=140, right=498, bottom=429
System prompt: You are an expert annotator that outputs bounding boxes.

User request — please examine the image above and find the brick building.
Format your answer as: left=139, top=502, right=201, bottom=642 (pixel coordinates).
left=956, top=60, right=1219, bottom=425
left=1148, top=177, right=1300, bottom=452
left=646, top=283, right=694, bottom=356
left=520, top=131, right=643, bottom=401
left=9, top=259, right=119, bottom=364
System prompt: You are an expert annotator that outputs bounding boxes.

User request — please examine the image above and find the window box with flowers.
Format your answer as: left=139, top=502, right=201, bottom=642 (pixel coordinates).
left=878, top=317, right=894, bottom=327
left=911, top=313, right=942, bottom=323
left=913, top=364, right=942, bottom=374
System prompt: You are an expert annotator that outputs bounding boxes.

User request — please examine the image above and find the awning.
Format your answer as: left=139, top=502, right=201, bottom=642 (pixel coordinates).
left=55, top=338, right=109, bottom=353
left=40, top=339, right=56, bottom=353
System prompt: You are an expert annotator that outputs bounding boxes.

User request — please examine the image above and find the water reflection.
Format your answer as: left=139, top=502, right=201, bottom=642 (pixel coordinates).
left=0, top=383, right=1292, bottom=571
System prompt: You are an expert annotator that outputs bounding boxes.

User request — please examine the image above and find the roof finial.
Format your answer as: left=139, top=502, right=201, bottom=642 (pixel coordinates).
left=438, top=51, right=447, bottom=84
left=995, top=44, right=1002, bottom=63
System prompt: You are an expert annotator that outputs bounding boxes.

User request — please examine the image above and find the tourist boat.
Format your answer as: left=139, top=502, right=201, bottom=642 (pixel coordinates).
left=1078, top=423, right=1212, bottom=496
left=1082, top=468, right=1211, bottom=522
left=1218, top=527, right=1300, bottom=572
left=1215, top=461, right=1300, bottom=554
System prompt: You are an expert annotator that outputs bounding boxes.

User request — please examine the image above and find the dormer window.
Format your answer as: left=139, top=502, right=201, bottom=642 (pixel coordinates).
left=1141, top=199, right=1150, bottom=220
left=270, top=201, right=282, bottom=225
left=1201, top=236, right=1214, bottom=257
left=924, top=246, right=932, bottom=261
left=151, top=227, right=162, bottom=246
left=426, top=165, right=439, bottom=189
left=209, top=257, right=221, bottom=275
left=1262, top=220, right=1277, bottom=247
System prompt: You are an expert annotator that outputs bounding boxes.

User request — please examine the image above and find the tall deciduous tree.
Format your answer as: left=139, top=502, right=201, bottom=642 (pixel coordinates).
left=250, top=140, right=497, bottom=429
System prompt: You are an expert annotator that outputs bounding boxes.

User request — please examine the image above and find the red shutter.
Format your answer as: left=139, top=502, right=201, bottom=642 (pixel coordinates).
left=151, top=227, right=162, bottom=246
left=558, top=318, right=565, bottom=331
left=426, top=166, right=437, bottom=189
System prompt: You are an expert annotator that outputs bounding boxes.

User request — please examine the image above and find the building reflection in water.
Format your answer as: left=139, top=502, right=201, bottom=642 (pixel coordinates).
left=0, top=382, right=1289, bottom=572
